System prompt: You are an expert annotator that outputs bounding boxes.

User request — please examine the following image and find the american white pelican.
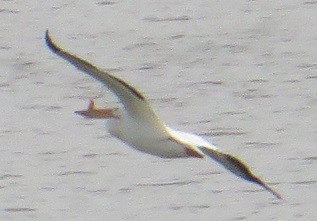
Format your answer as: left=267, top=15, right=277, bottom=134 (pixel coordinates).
left=45, top=30, right=282, bottom=199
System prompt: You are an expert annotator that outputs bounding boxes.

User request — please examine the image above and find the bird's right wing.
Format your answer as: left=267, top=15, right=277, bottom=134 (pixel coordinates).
left=199, top=146, right=282, bottom=199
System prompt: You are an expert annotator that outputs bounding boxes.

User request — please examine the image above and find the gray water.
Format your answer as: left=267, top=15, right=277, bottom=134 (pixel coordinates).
left=1, top=1, right=316, bottom=220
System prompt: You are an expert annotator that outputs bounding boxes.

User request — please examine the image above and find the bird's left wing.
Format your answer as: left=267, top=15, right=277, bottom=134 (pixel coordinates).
left=45, top=30, right=165, bottom=127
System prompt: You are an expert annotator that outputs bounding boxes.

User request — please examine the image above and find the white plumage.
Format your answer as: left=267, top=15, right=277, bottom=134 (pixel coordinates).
left=45, top=30, right=281, bottom=199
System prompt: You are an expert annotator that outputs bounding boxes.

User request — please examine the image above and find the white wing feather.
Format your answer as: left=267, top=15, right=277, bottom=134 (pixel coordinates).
left=45, top=30, right=165, bottom=129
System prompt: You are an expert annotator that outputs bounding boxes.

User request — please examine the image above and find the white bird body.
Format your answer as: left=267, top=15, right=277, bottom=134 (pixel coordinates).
left=45, top=30, right=282, bottom=199
left=106, top=108, right=208, bottom=158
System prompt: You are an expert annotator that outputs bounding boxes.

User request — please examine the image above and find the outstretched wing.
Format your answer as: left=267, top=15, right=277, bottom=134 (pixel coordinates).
left=199, top=146, right=282, bottom=199
left=45, top=30, right=163, bottom=124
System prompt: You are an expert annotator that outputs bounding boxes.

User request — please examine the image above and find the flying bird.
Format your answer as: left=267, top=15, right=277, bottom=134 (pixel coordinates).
left=45, top=30, right=282, bottom=199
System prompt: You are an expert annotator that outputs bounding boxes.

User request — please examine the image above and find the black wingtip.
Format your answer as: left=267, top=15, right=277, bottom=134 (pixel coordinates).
left=220, top=154, right=283, bottom=200
left=45, top=29, right=60, bottom=53
left=259, top=181, right=283, bottom=200
left=251, top=175, right=283, bottom=200
left=45, top=29, right=52, bottom=47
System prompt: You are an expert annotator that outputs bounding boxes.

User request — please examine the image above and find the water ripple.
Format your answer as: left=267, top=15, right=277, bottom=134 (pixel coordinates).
left=0, top=174, right=23, bottom=180
left=135, top=180, right=200, bottom=187
left=5, top=208, right=36, bottom=212
left=143, top=15, right=191, bottom=23
left=199, top=128, right=246, bottom=137
left=57, top=171, right=94, bottom=176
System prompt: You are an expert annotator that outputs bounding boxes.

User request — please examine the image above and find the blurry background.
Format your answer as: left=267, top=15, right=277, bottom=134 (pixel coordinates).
left=0, top=1, right=316, bottom=220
